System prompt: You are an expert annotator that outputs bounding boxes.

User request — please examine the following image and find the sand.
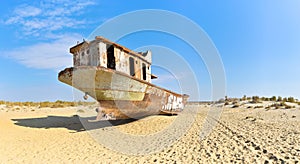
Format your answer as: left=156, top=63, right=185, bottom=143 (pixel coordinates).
left=0, top=104, right=299, bottom=163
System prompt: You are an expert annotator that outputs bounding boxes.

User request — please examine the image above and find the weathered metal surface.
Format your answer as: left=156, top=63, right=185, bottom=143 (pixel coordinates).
left=95, top=36, right=152, bottom=64
left=59, top=36, right=189, bottom=119
left=70, top=37, right=152, bottom=83
left=58, top=66, right=189, bottom=119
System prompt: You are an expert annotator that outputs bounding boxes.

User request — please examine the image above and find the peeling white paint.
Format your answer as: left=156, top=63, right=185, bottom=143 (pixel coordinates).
left=72, top=39, right=152, bottom=82
left=163, top=95, right=183, bottom=111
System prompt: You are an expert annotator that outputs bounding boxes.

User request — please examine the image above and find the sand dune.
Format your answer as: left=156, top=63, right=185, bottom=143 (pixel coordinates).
left=0, top=105, right=299, bottom=163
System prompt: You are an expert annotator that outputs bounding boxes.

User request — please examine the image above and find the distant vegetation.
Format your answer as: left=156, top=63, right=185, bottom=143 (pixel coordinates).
left=225, top=95, right=299, bottom=103
left=0, top=100, right=95, bottom=108
left=224, top=95, right=299, bottom=109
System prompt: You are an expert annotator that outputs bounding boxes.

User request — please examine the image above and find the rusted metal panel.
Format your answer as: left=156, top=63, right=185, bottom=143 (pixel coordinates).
left=99, top=42, right=107, bottom=68
left=134, top=58, right=141, bottom=80
left=73, top=52, right=80, bottom=66
left=95, top=36, right=151, bottom=65
left=115, top=48, right=128, bottom=74
left=69, top=37, right=152, bottom=82
left=119, top=50, right=129, bottom=74
left=59, top=36, right=189, bottom=120
left=71, top=37, right=151, bottom=65
left=58, top=66, right=189, bottom=119
left=60, top=67, right=148, bottom=101
left=70, top=41, right=86, bottom=54
left=89, top=41, right=99, bottom=66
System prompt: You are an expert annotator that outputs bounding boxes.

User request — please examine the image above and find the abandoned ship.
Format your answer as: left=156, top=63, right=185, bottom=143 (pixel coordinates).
left=58, top=36, right=189, bottom=120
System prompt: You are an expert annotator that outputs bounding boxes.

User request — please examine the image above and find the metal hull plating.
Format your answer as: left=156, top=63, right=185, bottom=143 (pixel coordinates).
left=58, top=66, right=188, bottom=119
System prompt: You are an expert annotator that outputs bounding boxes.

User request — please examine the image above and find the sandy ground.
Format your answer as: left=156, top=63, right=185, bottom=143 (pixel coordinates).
left=0, top=104, right=300, bottom=163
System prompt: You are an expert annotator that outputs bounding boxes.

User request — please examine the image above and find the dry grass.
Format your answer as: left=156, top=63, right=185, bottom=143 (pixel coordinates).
left=236, top=95, right=299, bottom=103
left=266, top=102, right=295, bottom=109
left=0, top=100, right=94, bottom=108
left=254, top=105, right=264, bottom=109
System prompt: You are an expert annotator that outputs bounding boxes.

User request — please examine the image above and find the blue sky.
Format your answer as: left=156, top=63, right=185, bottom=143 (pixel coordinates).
left=0, top=0, right=300, bottom=101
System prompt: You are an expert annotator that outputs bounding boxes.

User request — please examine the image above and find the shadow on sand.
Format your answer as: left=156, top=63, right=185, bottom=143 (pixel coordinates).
left=11, top=115, right=137, bottom=132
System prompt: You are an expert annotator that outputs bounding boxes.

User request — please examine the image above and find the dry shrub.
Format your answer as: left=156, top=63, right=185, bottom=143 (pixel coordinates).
left=232, top=104, right=240, bottom=108
left=77, top=109, right=85, bottom=113
left=270, top=96, right=277, bottom=101
left=285, top=105, right=295, bottom=109
left=268, top=102, right=295, bottom=109
left=0, top=100, right=6, bottom=105
left=277, top=96, right=282, bottom=102
left=287, top=97, right=295, bottom=103
left=254, top=105, right=263, bottom=109
left=251, top=96, right=261, bottom=103
left=232, top=101, right=239, bottom=105
left=285, top=105, right=292, bottom=109
left=0, top=99, right=155, bottom=109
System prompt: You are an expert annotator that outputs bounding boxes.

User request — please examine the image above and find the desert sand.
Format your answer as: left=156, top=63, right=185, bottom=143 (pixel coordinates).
left=0, top=103, right=299, bottom=163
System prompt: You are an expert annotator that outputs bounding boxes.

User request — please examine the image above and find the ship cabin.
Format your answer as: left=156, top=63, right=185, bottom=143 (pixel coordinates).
left=70, top=36, right=156, bottom=83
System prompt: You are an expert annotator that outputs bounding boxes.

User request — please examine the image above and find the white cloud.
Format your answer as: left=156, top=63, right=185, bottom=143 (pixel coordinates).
left=4, top=0, right=96, bottom=38
left=4, top=34, right=83, bottom=70
left=1, top=0, right=97, bottom=70
left=14, top=5, right=42, bottom=17
left=44, top=1, right=95, bottom=17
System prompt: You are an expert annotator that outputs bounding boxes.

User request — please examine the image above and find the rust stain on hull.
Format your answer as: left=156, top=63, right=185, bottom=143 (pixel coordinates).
left=59, top=66, right=189, bottom=119
left=58, top=36, right=189, bottom=120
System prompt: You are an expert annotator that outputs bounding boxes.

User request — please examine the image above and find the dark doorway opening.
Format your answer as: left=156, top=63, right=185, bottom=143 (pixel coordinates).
left=107, top=45, right=115, bottom=69
left=142, top=63, right=146, bottom=80
left=129, top=57, right=135, bottom=76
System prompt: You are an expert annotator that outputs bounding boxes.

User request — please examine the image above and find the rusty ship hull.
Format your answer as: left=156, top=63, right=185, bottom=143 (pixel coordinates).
left=58, top=66, right=189, bottom=119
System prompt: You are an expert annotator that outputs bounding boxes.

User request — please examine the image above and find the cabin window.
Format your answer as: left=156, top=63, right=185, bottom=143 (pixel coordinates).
left=142, top=63, right=147, bottom=80
left=129, top=57, right=135, bottom=76
left=106, top=45, right=115, bottom=69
